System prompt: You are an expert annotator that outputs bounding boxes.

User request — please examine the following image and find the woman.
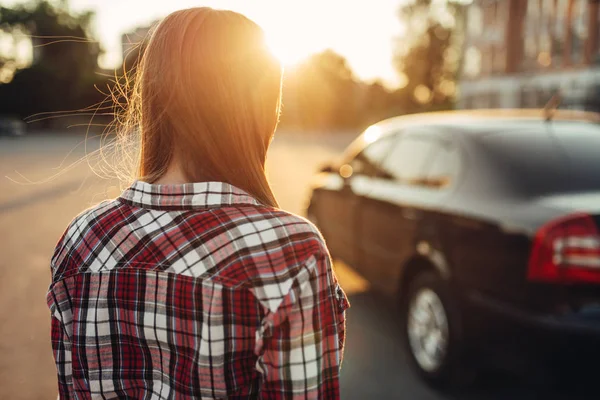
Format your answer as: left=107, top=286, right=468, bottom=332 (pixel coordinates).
left=47, top=7, right=349, bottom=399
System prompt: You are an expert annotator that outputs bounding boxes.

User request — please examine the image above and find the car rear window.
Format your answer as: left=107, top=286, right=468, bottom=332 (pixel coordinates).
left=476, top=122, right=600, bottom=196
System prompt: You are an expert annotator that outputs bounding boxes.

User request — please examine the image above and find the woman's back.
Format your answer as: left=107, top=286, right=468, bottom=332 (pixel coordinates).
left=48, top=181, right=349, bottom=398
left=47, top=7, right=349, bottom=398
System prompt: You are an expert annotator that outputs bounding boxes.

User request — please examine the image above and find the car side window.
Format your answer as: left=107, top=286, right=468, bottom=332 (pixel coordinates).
left=424, top=141, right=461, bottom=189
left=349, top=134, right=396, bottom=178
left=379, top=136, right=435, bottom=185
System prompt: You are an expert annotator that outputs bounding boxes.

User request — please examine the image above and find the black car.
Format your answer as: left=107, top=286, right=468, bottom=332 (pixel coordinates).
left=306, top=109, right=600, bottom=386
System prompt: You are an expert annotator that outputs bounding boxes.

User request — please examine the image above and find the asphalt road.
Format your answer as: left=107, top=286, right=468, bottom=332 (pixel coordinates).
left=0, top=132, right=596, bottom=399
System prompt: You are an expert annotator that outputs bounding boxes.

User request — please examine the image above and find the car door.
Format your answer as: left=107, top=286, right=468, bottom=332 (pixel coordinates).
left=356, top=132, right=434, bottom=289
left=317, top=133, right=395, bottom=270
left=356, top=131, right=461, bottom=294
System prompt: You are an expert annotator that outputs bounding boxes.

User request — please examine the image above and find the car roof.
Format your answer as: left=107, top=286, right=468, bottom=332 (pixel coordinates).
left=374, top=108, right=600, bottom=136
left=342, top=109, right=600, bottom=161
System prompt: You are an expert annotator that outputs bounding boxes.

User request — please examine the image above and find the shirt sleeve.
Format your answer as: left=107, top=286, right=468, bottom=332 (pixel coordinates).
left=255, top=253, right=349, bottom=400
left=50, top=314, right=73, bottom=399
left=48, top=278, right=74, bottom=400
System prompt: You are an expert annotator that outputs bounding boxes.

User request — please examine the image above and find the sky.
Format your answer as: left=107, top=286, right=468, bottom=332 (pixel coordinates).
left=1, top=0, right=407, bottom=87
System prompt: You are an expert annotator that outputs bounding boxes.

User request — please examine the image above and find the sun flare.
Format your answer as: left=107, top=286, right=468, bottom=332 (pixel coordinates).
left=259, top=2, right=402, bottom=87
left=266, top=30, right=321, bottom=67
left=87, top=0, right=402, bottom=87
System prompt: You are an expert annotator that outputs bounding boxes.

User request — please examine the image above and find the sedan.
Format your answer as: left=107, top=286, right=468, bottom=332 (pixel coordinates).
left=306, top=109, right=600, bottom=387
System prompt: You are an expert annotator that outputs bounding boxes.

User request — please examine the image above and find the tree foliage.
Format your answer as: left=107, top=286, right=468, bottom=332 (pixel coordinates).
left=280, top=50, right=411, bottom=131
left=0, top=1, right=441, bottom=133
left=0, top=0, right=105, bottom=123
left=281, top=50, right=361, bottom=130
left=394, top=0, right=467, bottom=112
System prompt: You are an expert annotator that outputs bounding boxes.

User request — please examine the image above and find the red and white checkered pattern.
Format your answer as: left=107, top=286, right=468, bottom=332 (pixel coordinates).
left=47, top=180, right=349, bottom=399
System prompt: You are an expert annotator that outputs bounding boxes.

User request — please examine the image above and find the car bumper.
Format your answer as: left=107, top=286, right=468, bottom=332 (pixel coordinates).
left=463, top=291, right=600, bottom=369
left=468, top=291, right=600, bottom=336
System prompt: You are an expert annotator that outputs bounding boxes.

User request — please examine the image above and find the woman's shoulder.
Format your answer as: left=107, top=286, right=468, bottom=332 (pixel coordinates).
left=225, top=205, right=328, bottom=249
left=229, top=206, right=334, bottom=314
left=51, top=199, right=122, bottom=271
left=63, top=199, right=121, bottom=239
left=216, top=203, right=331, bottom=263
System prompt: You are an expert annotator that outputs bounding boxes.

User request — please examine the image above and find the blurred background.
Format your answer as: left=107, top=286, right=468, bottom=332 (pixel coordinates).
left=1, top=0, right=600, bottom=399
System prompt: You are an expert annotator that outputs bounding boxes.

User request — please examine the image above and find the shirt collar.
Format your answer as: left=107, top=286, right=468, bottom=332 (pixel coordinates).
left=119, top=180, right=262, bottom=211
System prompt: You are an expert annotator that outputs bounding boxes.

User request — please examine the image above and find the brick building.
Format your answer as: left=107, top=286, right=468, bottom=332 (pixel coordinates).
left=459, top=0, right=600, bottom=110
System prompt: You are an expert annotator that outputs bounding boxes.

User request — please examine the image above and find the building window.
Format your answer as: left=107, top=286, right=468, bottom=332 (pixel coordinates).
left=557, top=0, right=569, bottom=18
left=524, top=0, right=541, bottom=65
left=571, top=0, right=588, bottom=64
left=528, top=0, right=540, bottom=20
left=552, top=0, right=568, bottom=67
left=467, top=5, right=483, bottom=37
left=542, top=0, right=553, bottom=20
left=463, top=46, right=482, bottom=77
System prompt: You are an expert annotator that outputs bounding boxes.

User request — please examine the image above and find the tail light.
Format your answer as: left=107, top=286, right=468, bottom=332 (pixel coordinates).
left=528, top=213, right=600, bottom=284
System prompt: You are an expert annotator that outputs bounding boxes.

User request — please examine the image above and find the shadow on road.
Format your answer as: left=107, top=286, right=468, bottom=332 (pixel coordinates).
left=341, top=289, right=599, bottom=400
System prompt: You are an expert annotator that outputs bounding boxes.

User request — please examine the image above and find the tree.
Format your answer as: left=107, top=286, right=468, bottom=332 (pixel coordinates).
left=394, top=0, right=467, bottom=112
left=0, top=0, right=104, bottom=124
left=281, top=49, right=363, bottom=131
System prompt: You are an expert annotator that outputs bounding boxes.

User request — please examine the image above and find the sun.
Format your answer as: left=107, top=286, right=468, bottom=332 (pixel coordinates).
left=266, top=33, right=315, bottom=66
left=258, top=3, right=355, bottom=69
left=260, top=6, right=325, bottom=67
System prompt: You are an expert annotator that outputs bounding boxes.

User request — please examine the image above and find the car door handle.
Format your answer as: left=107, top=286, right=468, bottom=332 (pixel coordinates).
left=402, top=208, right=421, bottom=221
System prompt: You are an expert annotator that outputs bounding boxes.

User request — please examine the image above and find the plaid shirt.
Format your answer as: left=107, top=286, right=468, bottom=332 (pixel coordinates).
left=47, top=181, right=349, bottom=399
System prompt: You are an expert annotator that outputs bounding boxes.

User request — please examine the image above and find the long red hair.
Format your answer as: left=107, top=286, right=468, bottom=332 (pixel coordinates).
left=126, top=8, right=282, bottom=207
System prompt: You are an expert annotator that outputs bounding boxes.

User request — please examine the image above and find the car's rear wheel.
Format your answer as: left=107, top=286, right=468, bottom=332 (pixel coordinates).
left=402, top=271, right=469, bottom=387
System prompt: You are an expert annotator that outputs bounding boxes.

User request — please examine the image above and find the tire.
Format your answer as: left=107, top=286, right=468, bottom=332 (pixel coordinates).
left=401, top=271, right=470, bottom=388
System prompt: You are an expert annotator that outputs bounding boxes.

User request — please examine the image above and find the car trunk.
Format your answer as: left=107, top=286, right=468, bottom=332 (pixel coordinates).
left=526, top=192, right=600, bottom=319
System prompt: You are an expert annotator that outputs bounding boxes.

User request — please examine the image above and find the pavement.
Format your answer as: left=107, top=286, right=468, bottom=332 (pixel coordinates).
left=0, top=132, right=596, bottom=399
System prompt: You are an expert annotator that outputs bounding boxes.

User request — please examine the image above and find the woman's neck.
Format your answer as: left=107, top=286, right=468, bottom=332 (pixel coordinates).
left=152, top=160, right=217, bottom=185
left=153, top=162, right=190, bottom=185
